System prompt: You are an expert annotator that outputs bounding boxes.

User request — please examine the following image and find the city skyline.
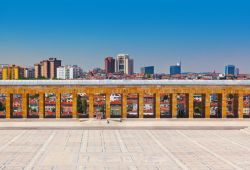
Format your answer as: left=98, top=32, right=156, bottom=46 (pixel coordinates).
left=0, top=0, right=250, bottom=73
left=0, top=56, right=244, bottom=75
left=1, top=1, right=250, bottom=169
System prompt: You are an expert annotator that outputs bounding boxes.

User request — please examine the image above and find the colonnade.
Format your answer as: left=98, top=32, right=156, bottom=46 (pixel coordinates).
left=0, top=85, right=248, bottom=119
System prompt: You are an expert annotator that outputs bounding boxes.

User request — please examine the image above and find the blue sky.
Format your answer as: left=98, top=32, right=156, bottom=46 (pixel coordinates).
left=0, top=0, right=249, bottom=73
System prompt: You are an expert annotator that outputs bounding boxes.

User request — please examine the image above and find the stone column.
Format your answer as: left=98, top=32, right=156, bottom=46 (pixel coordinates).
left=188, top=93, right=194, bottom=118
left=222, top=93, right=227, bottom=118
left=72, top=92, right=77, bottom=118
left=89, top=94, right=94, bottom=118
left=139, top=92, right=144, bottom=118
left=39, top=93, right=45, bottom=118
left=22, top=93, right=28, bottom=118
left=205, top=93, right=210, bottom=118
left=172, top=93, right=177, bottom=118
left=238, top=93, right=244, bottom=119
left=56, top=93, right=61, bottom=119
left=155, top=93, right=161, bottom=119
left=106, top=93, right=111, bottom=119
left=5, top=93, right=11, bottom=119
left=122, top=93, right=127, bottom=119
left=201, top=94, right=206, bottom=118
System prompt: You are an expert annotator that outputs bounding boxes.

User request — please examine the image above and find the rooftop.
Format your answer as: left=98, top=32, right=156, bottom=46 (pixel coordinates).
left=0, top=80, right=250, bottom=86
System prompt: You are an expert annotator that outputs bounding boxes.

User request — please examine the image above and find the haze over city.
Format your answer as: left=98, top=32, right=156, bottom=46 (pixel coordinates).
left=0, top=0, right=250, bottom=73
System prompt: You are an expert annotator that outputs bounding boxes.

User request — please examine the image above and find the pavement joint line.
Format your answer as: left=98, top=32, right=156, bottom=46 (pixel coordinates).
left=146, top=130, right=188, bottom=170
left=115, top=130, right=128, bottom=153
left=211, top=131, right=250, bottom=152
left=0, top=138, right=27, bottom=170
left=80, top=130, right=88, bottom=153
left=100, top=130, right=105, bottom=152
left=76, top=130, right=84, bottom=170
left=176, top=130, right=243, bottom=170
left=0, top=130, right=26, bottom=152
left=24, top=131, right=56, bottom=170
left=240, top=128, right=250, bottom=135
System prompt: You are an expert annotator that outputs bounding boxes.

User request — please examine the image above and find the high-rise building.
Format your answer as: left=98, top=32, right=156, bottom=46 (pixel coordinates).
left=170, top=62, right=181, bottom=75
left=104, top=57, right=115, bottom=73
left=57, top=65, right=83, bottom=79
left=116, top=54, right=134, bottom=75
left=34, top=58, right=61, bottom=79
left=34, top=63, right=42, bottom=78
left=2, top=65, right=24, bottom=80
left=49, top=58, right=61, bottom=79
left=41, top=60, right=50, bottom=78
left=24, top=67, right=35, bottom=79
left=225, top=65, right=235, bottom=75
left=0, top=64, right=8, bottom=79
left=236, top=68, right=240, bottom=76
left=141, top=66, right=154, bottom=74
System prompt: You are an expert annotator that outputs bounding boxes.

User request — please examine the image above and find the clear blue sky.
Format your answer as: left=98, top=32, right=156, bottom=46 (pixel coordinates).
left=0, top=0, right=249, bottom=73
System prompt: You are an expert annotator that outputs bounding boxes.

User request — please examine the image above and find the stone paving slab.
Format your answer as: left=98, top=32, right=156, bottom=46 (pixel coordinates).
left=0, top=119, right=250, bottom=130
left=0, top=129, right=250, bottom=169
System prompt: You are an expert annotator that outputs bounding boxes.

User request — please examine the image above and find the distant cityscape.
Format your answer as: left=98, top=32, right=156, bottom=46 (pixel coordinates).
left=0, top=54, right=247, bottom=80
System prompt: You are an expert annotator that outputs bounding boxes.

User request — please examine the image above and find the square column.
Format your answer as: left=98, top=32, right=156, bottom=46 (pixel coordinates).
left=238, top=93, right=243, bottom=119
left=205, top=93, right=210, bottom=118
left=56, top=93, right=61, bottom=119
left=122, top=93, right=127, bottom=119
left=89, top=94, right=94, bottom=118
left=5, top=93, right=11, bottom=119
left=72, top=92, right=77, bottom=118
left=155, top=93, right=160, bottom=119
left=139, top=92, right=144, bottom=118
left=22, top=93, right=28, bottom=118
left=39, top=93, right=45, bottom=118
left=222, top=93, right=227, bottom=118
left=172, top=93, right=177, bottom=118
left=106, top=93, right=111, bottom=119
left=188, top=93, right=194, bottom=118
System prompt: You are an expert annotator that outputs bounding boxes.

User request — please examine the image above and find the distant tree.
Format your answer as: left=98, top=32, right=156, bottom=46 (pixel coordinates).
left=0, top=102, right=5, bottom=111
left=77, top=96, right=83, bottom=113
left=100, top=105, right=105, bottom=113
left=52, top=108, right=56, bottom=113
left=29, top=94, right=39, bottom=99
left=82, top=98, right=87, bottom=114
left=228, top=94, right=234, bottom=100
left=37, top=76, right=47, bottom=80
left=194, top=107, right=201, bottom=114
left=163, top=95, right=169, bottom=101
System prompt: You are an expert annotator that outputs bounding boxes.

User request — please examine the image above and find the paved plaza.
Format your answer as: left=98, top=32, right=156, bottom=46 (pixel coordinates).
left=1, top=127, right=250, bottom=169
